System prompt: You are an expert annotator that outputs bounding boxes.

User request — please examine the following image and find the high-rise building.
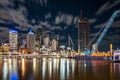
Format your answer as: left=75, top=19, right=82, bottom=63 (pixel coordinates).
left=27, top=29, right=36, bottom=51
left=21, top=39, right=27, bottom=48
left=51, top=39, right=57, bottom=51
left=9, top=30, right=18, bottom=50
left=43, top=36, right=49, bottom=48
left=78, top=17, right=90, bottom=52
left=37, top=28, right=42, bottom=48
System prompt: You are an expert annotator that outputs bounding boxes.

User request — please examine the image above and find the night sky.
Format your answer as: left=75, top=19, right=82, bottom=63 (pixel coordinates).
left=0, top=0, right=120, bottom=51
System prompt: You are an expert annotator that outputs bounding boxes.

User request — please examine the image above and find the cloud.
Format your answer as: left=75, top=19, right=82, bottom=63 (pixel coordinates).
left=73, top=16, right=78, bottom=25
left=94, top=19, right=120, bottom=29
left=59, top=35, right=66, bottom=40
left=8, top=6, right=28, bottom=26
left=94, top=21, right=107, bottom=29
left=50, top=26, right=62, bottom=31
left=31, top=19, right=36, bottom=24
left=55, top=13, right=63, bottom=24
left=55, top=12, right=77, bottom=27
left=0, top=27, right=9, bottom=43
left=107, top=0, right=120, bottom=11
left=64, top=26, right=67, bottom=30
left=39, top=0, right=44, bottom=6
left=65, top=14, right=73, bottom=26
left=0, top=0, right=13, bottom=6
left=45, top=12, right=51, bottom=19
left=0, top=26, right=8, bottom=32
left=90, top=33, right=98, bottom=37
left=34, top=0, right=47, bottom=7
left=0, top=0, right=77, bottom=45
left=1, top=5, right=36, bottom=29
left=112, top=20, right=120, bottom=28
left=96, top=2, right=110, bottom=16
left=40, top=21, right=51, bottom=28
left=0, top=9, right=12, bottom=20
left=32, top=25, right=43, bottom=32
left=96, top=0, right=120, bottom=16
left=44, top=0, right=47, bottom=6
left=88, top=18, right=97, bottom=24
left=106, top=34, right=120, bottom=41
left=0, top=1, right=43, bottom=35
left=0, top=19, right=5, bottom=23
left=16, top=26, right=28, bottom=31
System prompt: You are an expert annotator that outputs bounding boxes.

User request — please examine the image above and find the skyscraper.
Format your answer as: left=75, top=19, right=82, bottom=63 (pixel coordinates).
left=51, top=39, right=57, bottom=51
left=43, top=36, right=50, bottom=48
left=78, top=17, right=90, bottom=52
left=37, top=28, right=42, bottom=48
left=9, top=30, right=18, bottom=50
left=27, top=29, right=36, bottom=51
left=21, top=39, right=27, bottom=48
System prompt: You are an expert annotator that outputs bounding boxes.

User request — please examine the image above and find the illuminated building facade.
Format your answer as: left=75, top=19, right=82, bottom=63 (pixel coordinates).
left=0, top=44, right=10, bottom=52
left=27, top=29, right=36, bottom=51
left=36, top=28, right=42, bottom=48
left=51, top=39, right=57, bottom=51
left=78, top=17, right=90, bottom=52
left=35, top=40, right=40, bottom=51
left=9, top=30, right=18, bottom=50
left=21, top=39, right=27, bottom=48
left=43, top=36, right=50, bottom=48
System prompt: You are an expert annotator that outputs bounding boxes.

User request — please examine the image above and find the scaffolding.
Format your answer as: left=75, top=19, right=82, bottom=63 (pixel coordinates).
left=78, top=17, right=90, bottom=52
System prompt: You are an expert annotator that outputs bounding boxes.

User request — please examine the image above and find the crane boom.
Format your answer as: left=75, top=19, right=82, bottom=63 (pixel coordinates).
left=68, top=34, right=74, bottom=50
left=90, top=9, right=120, bottom=54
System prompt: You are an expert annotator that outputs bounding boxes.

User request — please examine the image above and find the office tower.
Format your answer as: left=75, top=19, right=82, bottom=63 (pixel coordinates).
left=21, top=39, right=27, bottom=48
left=37, top=28, right=42, bottom=48
left=78, top=17, right=90, bottom=52
left=43, top=36, right=50, bottom=48
left=27, top=29, right=36, bottom=51
left=9, top=30, right=18, bottom=50
left=51, top=39, right=57, bottom=51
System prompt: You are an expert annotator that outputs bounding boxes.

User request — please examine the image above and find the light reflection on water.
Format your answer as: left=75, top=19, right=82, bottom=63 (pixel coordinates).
left=21, top=58, right=25, bottom=77
left=2, top=59, right=18, bottom=80
left=42, top=58, right=46, bottom=80
left=0, top=58, right=120, bottom=80
left=3, top=61, right=8, bottom=80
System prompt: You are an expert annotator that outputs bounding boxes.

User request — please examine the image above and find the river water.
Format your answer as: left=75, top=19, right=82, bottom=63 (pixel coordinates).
left=0, top=58, right=120, bottom=80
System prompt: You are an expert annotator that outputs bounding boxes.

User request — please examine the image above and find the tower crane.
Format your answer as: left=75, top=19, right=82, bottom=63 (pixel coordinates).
left=84, top=9, right=120, bottom=55
left=68, top=34, right=74, bottom=50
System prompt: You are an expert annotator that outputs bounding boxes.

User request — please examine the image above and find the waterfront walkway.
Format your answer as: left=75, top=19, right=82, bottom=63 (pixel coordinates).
left=0, top=54, right=62, bottom=59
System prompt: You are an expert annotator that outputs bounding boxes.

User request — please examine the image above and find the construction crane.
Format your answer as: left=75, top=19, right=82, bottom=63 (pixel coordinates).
left=84, top=9, right=120, bottom=55
left=87, top=23, right=106, bottom=49
left=68, top=34, right=74, bottom=50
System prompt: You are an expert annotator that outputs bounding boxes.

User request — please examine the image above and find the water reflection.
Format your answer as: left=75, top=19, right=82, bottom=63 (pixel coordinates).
left=1, top=58, right=120, bottom=80
left=21, top=58, right=25, bottom=77
left=60, top=58, right=66, bottom=80
left=2, top=59, right=18, bottom=80
left=42, top=58, right=46, bottom=80
left=3, top=61, right=8, bottom=80
left=33, top=58, right=37, bottom=74
left=48, top=58, right=52, bottom=79
left=10, top=59, right=18, bottom=80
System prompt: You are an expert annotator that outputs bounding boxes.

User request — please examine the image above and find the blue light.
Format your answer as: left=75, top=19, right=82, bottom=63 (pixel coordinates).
left=28, top=29, right=34, bottom=34
left=9, top=30, right=17, bottom=33
left=10, top=72, right=18, bottom=80
left=29, top=29, right=32, bottom=32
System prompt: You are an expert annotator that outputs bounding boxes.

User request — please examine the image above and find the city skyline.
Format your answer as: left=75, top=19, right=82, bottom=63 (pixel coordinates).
left=0, top=0, right=120, bottom=51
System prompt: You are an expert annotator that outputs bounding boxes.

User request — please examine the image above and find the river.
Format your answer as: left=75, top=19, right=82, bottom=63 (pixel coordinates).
left=0, top=58, right=120, bottom=80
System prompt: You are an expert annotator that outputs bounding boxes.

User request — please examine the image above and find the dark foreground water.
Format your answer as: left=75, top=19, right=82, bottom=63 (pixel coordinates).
left=0, top=58, right=120, bottom=80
